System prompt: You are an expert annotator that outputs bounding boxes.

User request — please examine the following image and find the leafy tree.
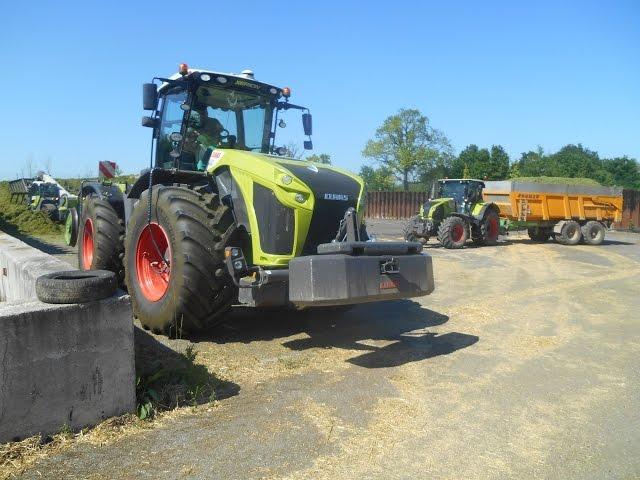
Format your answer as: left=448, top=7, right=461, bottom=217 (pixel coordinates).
left=601, top=156, right=640, bottom=189
left=451, top=145, right=510, bottom=180
left=305, top=153, right=332, bottom=165
left=362, top=109, right=452, bottom=191
left=359, top=165, right=396, bottom=191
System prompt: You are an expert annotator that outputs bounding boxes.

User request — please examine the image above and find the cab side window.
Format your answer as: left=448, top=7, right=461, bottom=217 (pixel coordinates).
left=157, top=91, right=188, bottom=169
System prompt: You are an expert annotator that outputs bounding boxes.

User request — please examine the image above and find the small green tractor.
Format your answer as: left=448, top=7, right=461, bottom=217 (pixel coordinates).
left=403, top=179, right=500, bottom=249
left=73, top=64, right=434, bottom=337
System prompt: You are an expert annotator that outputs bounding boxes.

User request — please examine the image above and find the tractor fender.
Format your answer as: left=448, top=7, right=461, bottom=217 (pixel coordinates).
left=472, top=203, right=499, bottom=222
left=81, top=181, right=126, bottom=219
left=127, top=168, right=209, bottom=199
left=553, top=220, right=567, bottom=235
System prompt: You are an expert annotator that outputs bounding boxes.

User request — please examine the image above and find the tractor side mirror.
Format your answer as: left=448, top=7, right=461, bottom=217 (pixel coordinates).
left=143, top=83, right=158, bottom=110
left=141, top=116, right=158, bottom=128
left=304, top=140, right=313, bottom=150
left=302, top=113, right=312, bottom=136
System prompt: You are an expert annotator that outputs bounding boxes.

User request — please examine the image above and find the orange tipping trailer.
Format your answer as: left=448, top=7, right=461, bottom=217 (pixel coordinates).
left=482, top=181, right=623, bottom=245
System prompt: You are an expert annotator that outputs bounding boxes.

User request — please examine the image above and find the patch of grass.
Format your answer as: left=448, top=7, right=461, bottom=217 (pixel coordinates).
left=0, top=182, right=62, bottom=238
left=509, top=176, right=601, bottom=186
left=135, top=345, right=217, bottom=420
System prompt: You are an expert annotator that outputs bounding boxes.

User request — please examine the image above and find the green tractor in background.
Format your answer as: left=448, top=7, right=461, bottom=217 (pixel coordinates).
left=403, top=179, right=500, bottom=249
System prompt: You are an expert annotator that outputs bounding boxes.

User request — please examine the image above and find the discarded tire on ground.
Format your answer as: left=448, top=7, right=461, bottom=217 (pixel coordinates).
left=36, top=270, right=117, bottom=304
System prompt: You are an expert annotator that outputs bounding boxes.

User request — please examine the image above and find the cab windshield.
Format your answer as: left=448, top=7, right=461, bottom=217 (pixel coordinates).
left=157, top=85, right=275, bottom=170
left=439, top=182, right=467, bottom=204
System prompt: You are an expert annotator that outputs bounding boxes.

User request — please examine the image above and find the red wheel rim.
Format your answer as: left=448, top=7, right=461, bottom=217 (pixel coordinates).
left=451, top=224, right=464, bottom=242
left=135, top=222, right=172, bottom=302
left=82, top=218, right=94, bottom=270
left=488, top=217, right=499, bottom=240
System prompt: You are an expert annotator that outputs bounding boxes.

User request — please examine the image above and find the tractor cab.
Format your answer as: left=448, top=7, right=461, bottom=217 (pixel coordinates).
left=142, top=64, right=313, bottom=172
left=436, top=179, right=485, bottom=214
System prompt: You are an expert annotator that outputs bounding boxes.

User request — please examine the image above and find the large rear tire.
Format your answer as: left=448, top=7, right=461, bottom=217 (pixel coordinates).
left=124, top=186, right=237, bottom=337
left=581, top=221, right=605, bottom=245
left=77, top=195, right=125, bottom=283
left=556, top=220, right=582, bottom=246
left=437, top=216, right=468, bottom=249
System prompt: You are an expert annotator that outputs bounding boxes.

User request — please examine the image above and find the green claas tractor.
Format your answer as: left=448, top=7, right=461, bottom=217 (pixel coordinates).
left=75, top=65, right=434, bottom=336
left=403, top=179, right=500, bottom=249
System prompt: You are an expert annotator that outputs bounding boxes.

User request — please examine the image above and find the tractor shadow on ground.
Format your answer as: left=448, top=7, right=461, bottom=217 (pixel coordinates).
left=196, top=300, right=479, bottom=369
left=135, top=326, right=240, bottom=405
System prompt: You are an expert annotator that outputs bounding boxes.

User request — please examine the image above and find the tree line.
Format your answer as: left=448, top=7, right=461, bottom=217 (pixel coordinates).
left=358, top=109, right=640, bottom=191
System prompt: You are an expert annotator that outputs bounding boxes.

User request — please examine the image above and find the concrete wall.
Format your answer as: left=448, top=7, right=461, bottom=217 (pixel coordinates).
left=0, top=233, right=135, bottom=443
left=0, top=234, right=73, bottom=302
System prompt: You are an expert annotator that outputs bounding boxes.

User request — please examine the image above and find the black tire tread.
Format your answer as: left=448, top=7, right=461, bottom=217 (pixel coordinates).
left=36, top=270, right=117, bottom=304
left=581, top=220, right=605, bottom=246
left=437, top=216, right=467, bottom=249
left=78, top=196, right=125, bottom=283
left=124, top=185, right=237, bottom=336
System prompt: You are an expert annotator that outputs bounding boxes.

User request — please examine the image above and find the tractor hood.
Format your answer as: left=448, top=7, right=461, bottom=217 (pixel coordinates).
left=422, top=197, right=455, bottom=218
left=206, top=149, right=366, bottom=256
left=206, top=149, right=365, bottom=208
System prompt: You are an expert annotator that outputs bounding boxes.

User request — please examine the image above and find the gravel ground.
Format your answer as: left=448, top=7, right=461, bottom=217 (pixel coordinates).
left=14, top=222, right=640, bottom=479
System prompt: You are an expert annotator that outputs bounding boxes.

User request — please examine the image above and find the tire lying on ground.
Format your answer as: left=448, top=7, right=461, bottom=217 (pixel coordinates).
left=556, top=220, right=582, bottom=246
left=437, top=216, right=468, bottom=249
left=581, top=220, right=606, bottom=245
left=36, top=270, right=117, bottom=304
left=77, top=195, right=125, bottom=283
left=124, top=186, right=238, bottom=337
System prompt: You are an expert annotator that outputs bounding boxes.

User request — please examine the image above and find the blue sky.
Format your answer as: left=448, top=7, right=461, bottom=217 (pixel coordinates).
left=0, top=0, right=638, bottom=180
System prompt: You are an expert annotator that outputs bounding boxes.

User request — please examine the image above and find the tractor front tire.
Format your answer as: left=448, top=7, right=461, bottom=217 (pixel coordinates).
left=403, top=215, right=420, bottom=243
left=581, top=221, right=605, bottom=245
left=557, top=220, right=582, bottom=246
left=77, top=195, right=125, bottom=283
left=124, top=186, right=237, bottom=337
left=437, top=216, right=468, bottom=249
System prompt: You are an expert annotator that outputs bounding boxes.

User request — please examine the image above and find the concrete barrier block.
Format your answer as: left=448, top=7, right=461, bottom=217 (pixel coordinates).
left=0, top=295, right=135, bottom=443
left=0, top=232, right=135, bottom=443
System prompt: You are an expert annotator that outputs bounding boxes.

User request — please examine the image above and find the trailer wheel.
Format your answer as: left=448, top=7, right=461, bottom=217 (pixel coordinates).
left=557, top=220, right=582, bottom=246
left=124, top=185, right=237, bottom=337
left=437, top=216, right=467, bottom=249
left=527, top=227, right=551, bottom=242
left=77, top=195, right=125, bottom=283
left=581, top=221, right=605, bottom=245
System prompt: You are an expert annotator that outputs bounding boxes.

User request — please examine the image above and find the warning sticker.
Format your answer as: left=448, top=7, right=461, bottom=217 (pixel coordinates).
left=207, top=150, right=225, bottom=169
